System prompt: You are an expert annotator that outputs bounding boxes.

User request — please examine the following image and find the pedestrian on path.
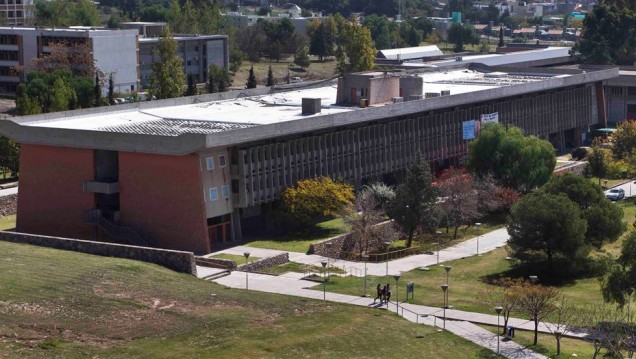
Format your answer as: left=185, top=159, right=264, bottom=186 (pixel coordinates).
left=384, top=283, right=391, bottom=303
left=374, top=284, right=383, bottom=304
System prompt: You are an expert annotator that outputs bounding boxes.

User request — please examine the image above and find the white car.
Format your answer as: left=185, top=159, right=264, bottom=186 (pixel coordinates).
left=290, top=77, right=303, bottom=83
left=606, top=188, right=625, bottom=201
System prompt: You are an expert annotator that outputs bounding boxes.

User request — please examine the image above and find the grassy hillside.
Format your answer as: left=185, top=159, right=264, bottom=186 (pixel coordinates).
left=0, top=241, right=501, bottom=358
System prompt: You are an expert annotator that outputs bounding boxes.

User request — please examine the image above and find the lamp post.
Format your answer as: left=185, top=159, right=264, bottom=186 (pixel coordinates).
left=321, top=260, right=328, bottom=302
left=362, top=254, right=369, bottom=297
left=495, top=306, right=503, bottom=354
left=529, top=275, right=538, bottom=284
left=441, top=284, right=449, bottom=329
left=628, top=288, right=634, bottom=323
left=325, top=242, right=333, bottom=282
left=444, top=265, right=452, bottom=308
left=436, top=230, right=442, bottom=265
left=384, top=241, right=392, bottom=278
left=394, top=273, right=401, bottom=314
left=243, top=252, right=250, bottom=291
left=475, top=222, right=482, bottom=256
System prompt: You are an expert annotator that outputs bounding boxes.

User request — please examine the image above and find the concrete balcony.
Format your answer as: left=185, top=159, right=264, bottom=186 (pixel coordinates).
left=83, top=181, right=120, bottom=194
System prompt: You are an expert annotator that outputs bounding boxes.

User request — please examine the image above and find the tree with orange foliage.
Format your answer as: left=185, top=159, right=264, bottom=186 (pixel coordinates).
left=437, top=167, right=479, bottom=239
left=281, top=176, right=355, bottom=224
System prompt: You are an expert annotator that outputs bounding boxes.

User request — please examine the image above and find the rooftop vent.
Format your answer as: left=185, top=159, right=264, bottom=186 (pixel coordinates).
left=392, top=97, right=404, bottom=103
left=484, top=72, right=508, bottom=78
left=406, top=95, right=424, bottom=101
left=441, top=90, right=451, bottom=96
left=425, top=92, right=441, bottom=98
left=455, top=56, right=463, bottom=62
left=302, top=98, right=321, bottom=115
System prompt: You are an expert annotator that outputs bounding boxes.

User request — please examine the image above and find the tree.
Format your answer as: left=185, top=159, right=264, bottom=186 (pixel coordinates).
left=94, top=72, right=101, bottom=107
left=612, top=120, right=636, bottom=159
left=185, top=75, right=197, bottom=96
left=581, top=303, right=635, bottom=358
left=309, top=18, right=336, bottom=61
left=266, top=65, right=275, bottom=87
left=337, top=18, right=376, bottom=74
left=207, top=64, right=232, bottom=93
left=387, top=154, right=440, bottom=247
left=542, top=173, right=625, bottom=248
left=481, top=278, right=522, bottom=335
left=549, top=296, right=577, bottom=356
left=294, top=46, right=311, bottom=68
left=587, top=144, right=612, bottom=186
left=35, top=0, right=101, bottom=27
left=341, top=190, right=394, bottom=258
left=468, top=124, right=556, bottom=192
left=148, top=28, right=186, bottom=100
left=577, top=5, right=636, bottom=65
left=498, top=27, right=504, bottom=47
left=363, top=182, right=395, bottom=213
left=108, top=73, right=115, bottom=105
left=507, top=191, right=589, bottom=270
left=601, top=231, right=636, bottom=306
left=437, top=167, right=479, bottom=239
left=281, top=176, right=355, bottom=224
left=246, top=65, right=257, bottom=89
left=0, top=137, right=19, bottom=177
left=448, top=23, right=480, bottom=52
left=229, top=48, right=244, bottom=73
left=516, top=281, right=559, bottom=345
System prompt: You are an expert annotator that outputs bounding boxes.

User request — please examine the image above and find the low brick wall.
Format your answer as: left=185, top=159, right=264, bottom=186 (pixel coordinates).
left=0, top=230, right=197, bottom=275
left=239, top=253, right=289, bottom=272
left=0, top=194, right=17, bottom=217
left=309, top=220, right=395, bottom=260
left=195, top=256, right=237, bottom=270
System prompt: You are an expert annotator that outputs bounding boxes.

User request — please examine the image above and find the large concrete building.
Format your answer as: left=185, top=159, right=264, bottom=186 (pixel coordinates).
left=0, top=64, right=617, bottom=254
left=0, top=0, right=34, bottom=26
left=0, top=27, right=139, bottom=95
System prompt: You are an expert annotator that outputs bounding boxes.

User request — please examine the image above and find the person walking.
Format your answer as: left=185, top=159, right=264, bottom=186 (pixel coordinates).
left=384, top=283, right=392, bottom=303
left=374, top=284, right=383, bottom=304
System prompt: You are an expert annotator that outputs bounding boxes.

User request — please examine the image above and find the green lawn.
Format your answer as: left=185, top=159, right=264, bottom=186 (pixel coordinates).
left=210, top=253, right=261, bottom=263
left=0, top=214, right=15, bottom=230
left=479, top=324, right=598, bottom=359
left=246, top=218, right=348, bottom=253
left=260, top=261, right=345, bottom=276
left=590, top=177, right=628, bottom=189
left=0, top=240, right=504, bottom=358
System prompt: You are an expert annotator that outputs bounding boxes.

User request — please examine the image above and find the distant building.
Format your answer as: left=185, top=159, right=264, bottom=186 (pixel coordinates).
left=0, top=27, right=138, bottom=95
left=0, top=0, right=35, bottom=26
left=376, top=45, right=443, bottom=61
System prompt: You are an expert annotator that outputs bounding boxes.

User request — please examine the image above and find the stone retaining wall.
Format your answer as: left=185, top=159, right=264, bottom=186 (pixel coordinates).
left=239, top=253, right=289, bottom=272
left=309, top=220, right=394, bottom=260
left=0, top=230, right=197, bottom=275
left=195, top=256, right=237, bottom=270
left=553, top=162, right=587, bottom=176
left=0, top=194, right=17, bottom=217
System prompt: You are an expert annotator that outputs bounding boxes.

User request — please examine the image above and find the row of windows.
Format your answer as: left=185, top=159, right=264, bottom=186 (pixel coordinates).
left=0, top=35, right=17, bottom=45
left=0, top=66, right=12, bottom=76
left=205, top=154, right=226, bottom=171
left=0, top=50, right=17, bottom=61
left=0, top=0, right=24, bottom=5
left=41, top=36, right=87, bottom=47
left=3, top=11, right=22, bottom=18
left=208, top=185, right=230, bottom=201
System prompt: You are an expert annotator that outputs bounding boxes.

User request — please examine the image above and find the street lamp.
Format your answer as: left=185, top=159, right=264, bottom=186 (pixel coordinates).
left=321, top=260, right=328, bottom=302
left=475, top=222, right=482, bottom=256
left=628, top=287, right=634, bottom=323
left=394, top=273, right=401, bottom=314
left=243, top=252, right=250, bottom=291
left=495, top=306, right=503, bottom=354
left=444, top=265, right=452, bottom=308
left=436, top=230, right=442, bottom=264
left=441, top=284, right=449, bottom=329
left=362, top=254, right=369, bottom=297
left=384, top=241, right=392, bottom=277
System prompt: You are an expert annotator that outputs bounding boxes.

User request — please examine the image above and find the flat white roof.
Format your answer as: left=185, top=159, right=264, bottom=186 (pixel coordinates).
left=378, top=45, right=443, bottom=60
left=24, top=68, right=563, bottom=136
left=421, top=47, right=571, bottom=67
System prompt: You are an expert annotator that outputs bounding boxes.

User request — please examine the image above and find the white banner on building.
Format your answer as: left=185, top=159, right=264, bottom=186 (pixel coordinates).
left=480, top=112, right=499, bottom=124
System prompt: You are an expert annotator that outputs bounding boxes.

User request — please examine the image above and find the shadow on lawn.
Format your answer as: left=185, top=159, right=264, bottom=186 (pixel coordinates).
left=481, top=257, right=605, bottom=287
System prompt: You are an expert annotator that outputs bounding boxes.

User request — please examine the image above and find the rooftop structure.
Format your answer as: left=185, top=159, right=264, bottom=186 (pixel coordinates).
left=376, top=45, right=444, bottom=61
left=0, top=64, right=617, bottom=254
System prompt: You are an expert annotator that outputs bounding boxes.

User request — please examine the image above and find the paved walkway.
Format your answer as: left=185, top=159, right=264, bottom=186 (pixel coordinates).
left=211, top=227, right=510, bottom=278
left=0, top=185, right=17, bottom=198
left=203, top=228, right=587, bottom=358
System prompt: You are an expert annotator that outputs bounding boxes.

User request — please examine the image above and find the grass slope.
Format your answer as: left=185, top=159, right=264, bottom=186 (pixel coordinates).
left=0, top=241, right=502, bottom=358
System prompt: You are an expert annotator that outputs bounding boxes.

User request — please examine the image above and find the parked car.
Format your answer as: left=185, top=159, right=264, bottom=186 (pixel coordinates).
left=606, top=188, right=625, bottom=201
left=290, top=77, right=303, bottom=83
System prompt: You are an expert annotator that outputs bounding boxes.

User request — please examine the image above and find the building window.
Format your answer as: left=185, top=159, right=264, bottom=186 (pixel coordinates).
left=209, top=187, right=218, bottom=201
left=206, top=156, right=214, bottom=170
left=222, top=185, right=230, bottom=198
left=219, top=154, right=226, bottom=167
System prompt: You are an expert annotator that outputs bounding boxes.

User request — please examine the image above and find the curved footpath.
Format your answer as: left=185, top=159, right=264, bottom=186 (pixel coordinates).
left=205, top=228, right=591, bottom=358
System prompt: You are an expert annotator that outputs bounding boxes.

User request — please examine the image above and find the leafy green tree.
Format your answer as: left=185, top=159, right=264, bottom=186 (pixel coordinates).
left=148, top=28, right=186, bottom=100
left=542, top=173, right=625, bottom=248
left=229, top=48, right=244, bottom=73
left=15, top=84, right=41, bottom=115
left=294, top=46, right=311, bottom=68
left=309, top=18, right=336, bottom=61
left=108, top=73, right=115, bottom=105
left=601, top=231, right=636, bottom=306
left=208, top=64, right=232, bottom=93
left=508, top=191, right=588, bottom=269
left=468, top=124, right=556, bottom=192
left=35, top=0, right=101, bottom=26
left=611, top=120, right=636, bottom=159
left=338, top=18, right=376, bottom=74
left=49, top=77, right=77, bottom=112
left=281, top=176, right=355, bottom=224
left=246, top=65, right=257, bottom=89
left=577, top=5, right=636, bottom=65
left=448, top=23, right=480, bottom=52
left=587, top=145, right=612, bottom=185
left=0, top=137, right=19, bottom=177
left=185, top=75, right=197, bottom=96
left=387, top=154, right=440, bottom=247
left=94, top=72, right=101, bottom=107
left=266, top=65, right=275, bottom=87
